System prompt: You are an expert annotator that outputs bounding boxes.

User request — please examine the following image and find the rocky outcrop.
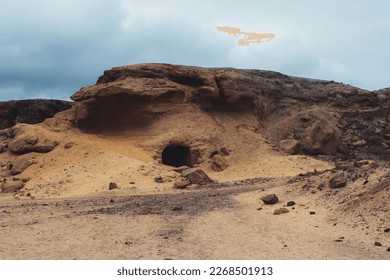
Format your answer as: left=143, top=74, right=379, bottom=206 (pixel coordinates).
left=68, top=63, right=389, bottom=159
left=1, top=125, right=60, bottom=155
left=0, top=99, right=72, bottom=130
left=0, top=64, right=388, bottom=160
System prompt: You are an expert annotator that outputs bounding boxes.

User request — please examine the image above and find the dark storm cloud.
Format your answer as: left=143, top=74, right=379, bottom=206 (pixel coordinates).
left=0, top=0, right=389, bottom=101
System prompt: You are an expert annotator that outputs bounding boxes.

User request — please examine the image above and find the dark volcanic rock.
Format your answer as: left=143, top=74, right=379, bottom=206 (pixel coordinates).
left=286, top=201, right=296, bottom=207
left=108, top=182, right=118, bottom=190
left=0, top=99, right=72, bottom=130
left=261, top=194, right=279, bottom=205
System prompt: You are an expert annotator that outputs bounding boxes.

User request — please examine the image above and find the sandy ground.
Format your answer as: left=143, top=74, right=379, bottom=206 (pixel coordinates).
left=1, top=107, right=389, bottom=259
left=1, top=176, right=389, bottom=260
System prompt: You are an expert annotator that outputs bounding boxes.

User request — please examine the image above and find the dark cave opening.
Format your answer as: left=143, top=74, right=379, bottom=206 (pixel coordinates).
left=162, top=144, right=192, bottom=167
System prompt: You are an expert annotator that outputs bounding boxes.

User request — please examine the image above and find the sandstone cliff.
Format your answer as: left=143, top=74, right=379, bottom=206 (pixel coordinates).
left=70, top=63, right=389, bottom=159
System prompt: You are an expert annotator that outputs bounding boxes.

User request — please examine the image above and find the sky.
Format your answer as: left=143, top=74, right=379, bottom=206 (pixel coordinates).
left=1, top=0, right=389, bottom=101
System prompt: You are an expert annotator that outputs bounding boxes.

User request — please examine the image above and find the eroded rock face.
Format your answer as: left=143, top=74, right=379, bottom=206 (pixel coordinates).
left=0, top=99, right=72, bottom=130
left=68, top=63, right=389, bottom=159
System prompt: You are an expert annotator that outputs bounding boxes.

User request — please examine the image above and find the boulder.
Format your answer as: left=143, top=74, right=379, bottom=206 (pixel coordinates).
left=10, top=157, right=36, bottom=175
left=261, top=194, right=279, bottom=205
left=329, top=173, right=347, bottom=189
left=279, top=139, right=300, bottom=154
left=220, top=147, right=230, bottom=156
left=210, top=155, right=229, bottom=172
left=8, top=129, right=59, bottom=154
left=303, top=120, right=341, bottom=155
left=1, top=180, right=25, bottom=193
left=181, top=168, right=214, bottom=185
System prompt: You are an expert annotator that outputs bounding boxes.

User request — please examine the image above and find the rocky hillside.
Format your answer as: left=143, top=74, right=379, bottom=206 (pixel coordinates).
left=0, top=99, right=72, bottom=130
left=71, top=63, right=389, bottom=160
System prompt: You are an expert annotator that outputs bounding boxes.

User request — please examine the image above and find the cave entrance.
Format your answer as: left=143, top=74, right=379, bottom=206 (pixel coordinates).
left=162, top=144, right=192, bottom=167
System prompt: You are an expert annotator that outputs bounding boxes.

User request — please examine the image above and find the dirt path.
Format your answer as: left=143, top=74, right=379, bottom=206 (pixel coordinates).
left=1, top=177, right=388, bottom=260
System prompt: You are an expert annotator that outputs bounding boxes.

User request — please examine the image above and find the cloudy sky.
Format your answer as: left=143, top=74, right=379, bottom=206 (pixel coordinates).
left=1, top=0, right=389, bottom=101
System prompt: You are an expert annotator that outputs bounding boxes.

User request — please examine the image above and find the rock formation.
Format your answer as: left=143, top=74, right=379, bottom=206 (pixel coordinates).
left=0, top=99, right=72, bottom=130
left=67, top=63, right=389, bottom=159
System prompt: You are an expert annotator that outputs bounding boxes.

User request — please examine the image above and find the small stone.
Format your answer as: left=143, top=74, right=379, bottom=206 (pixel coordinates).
left=387, top=247, right=390, bottom=252
left=209, top=150, right=219, bottom=158
left=210, top=155, right=229, bottom=172
left=64, top=142, right=75, bottom=149
left=352, top=139, right=366, bottom=147
left=154, top=177, right=164, bottom=183
left=384, top=228, right=390, bottom=233
left=256, top=207, right=262, bottom=211
left=172, top=206, right=183, bottom=212
left=309, top=211, right=316, bottom=215
left=261, top=194, right=279, bottom=205
left=274, top=208, right=289, bottom=215
left=220, top=146, right=230, bottom=156
left=374, top=242, right=382, bottom=247
left=138, top=207, right=153, bottom=215
left=286, top=201, right=296, bottom=207
left=329, top=173, right=347, bottom=189
left=110, top=199, right=115, bottom=203
left=108, top=182, right=118, bottom=190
